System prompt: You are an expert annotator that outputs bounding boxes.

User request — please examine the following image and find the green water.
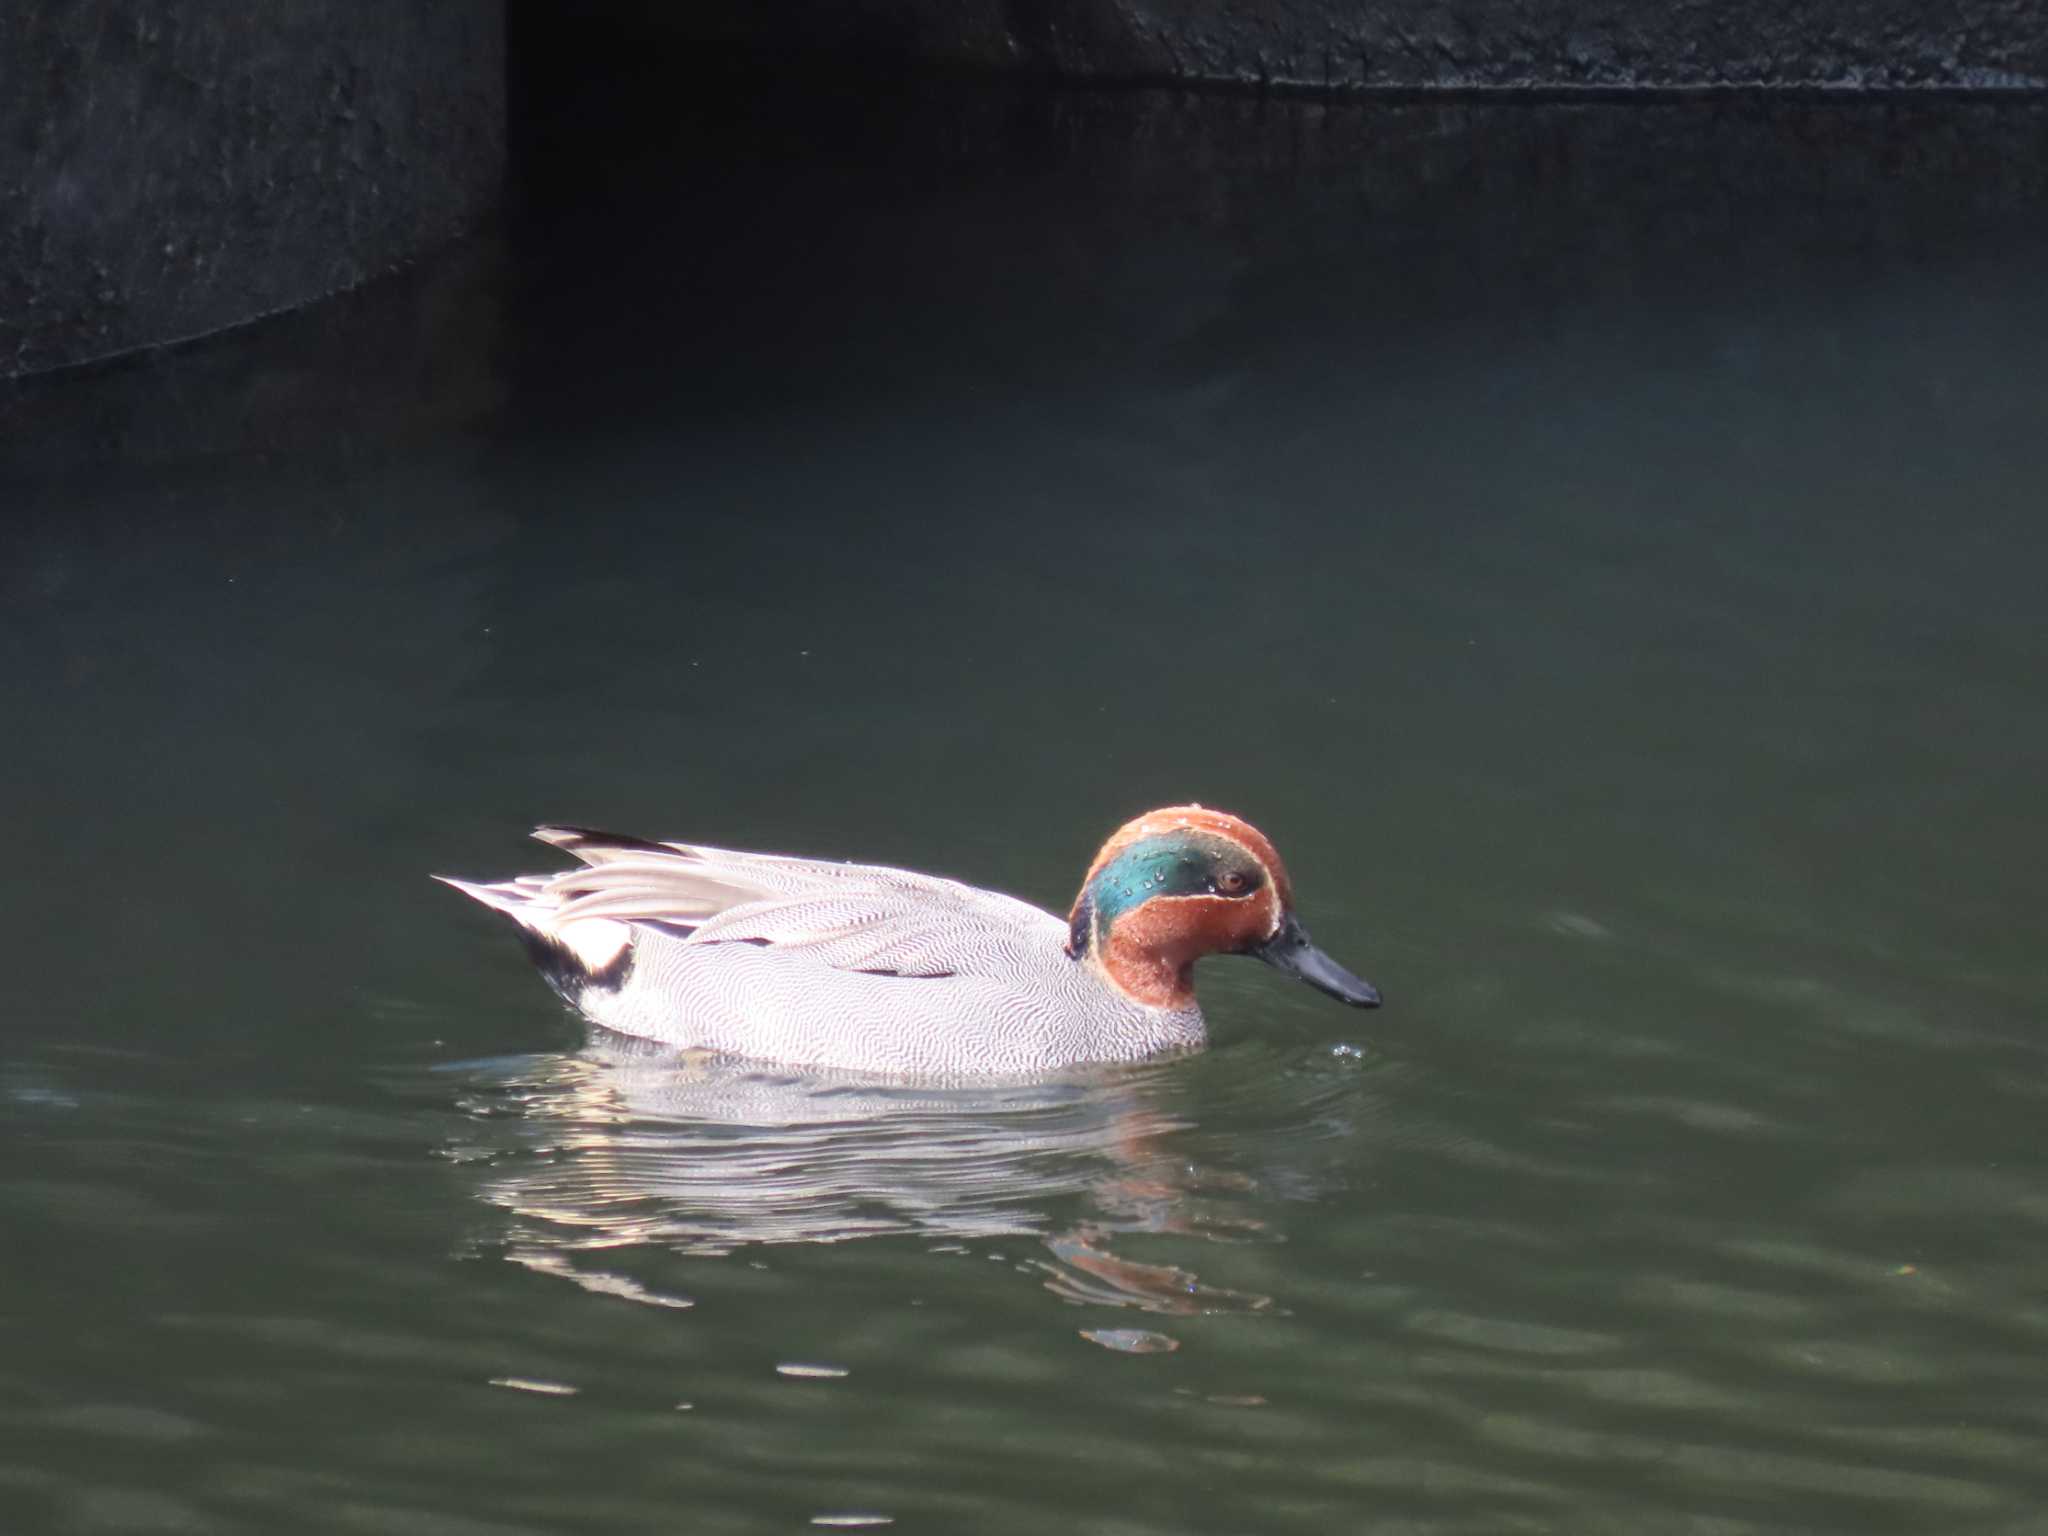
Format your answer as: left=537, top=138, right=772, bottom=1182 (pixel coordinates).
left=4, top=87, right=2047, bottom=1533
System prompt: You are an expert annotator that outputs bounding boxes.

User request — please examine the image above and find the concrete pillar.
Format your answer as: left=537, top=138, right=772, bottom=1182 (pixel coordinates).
left=2, top=1, right=504, bottom=378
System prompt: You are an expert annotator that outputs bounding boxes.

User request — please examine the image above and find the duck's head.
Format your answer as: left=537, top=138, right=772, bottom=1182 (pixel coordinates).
left=1066, top=805, right=1381, bottom=1014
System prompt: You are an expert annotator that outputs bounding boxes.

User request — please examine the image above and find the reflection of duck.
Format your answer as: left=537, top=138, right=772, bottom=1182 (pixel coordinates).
left=449, top=1039, right=1371, bottom=1316
left=438, top=806, right=1379, bottom=1075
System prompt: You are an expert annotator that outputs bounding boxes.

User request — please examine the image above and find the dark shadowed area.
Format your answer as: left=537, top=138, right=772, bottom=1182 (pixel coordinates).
left=3, top=66, right=2046, bottom=1536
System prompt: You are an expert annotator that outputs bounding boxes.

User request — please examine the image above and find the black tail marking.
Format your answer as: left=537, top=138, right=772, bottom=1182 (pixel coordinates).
left=520, top=929, right=636, bottom=1000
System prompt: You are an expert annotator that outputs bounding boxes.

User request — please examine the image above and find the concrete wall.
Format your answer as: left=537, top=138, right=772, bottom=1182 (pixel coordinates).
left=2, top=1, right=503, bottom=378
left=1052, top=0, right=2048, bottom=90
left=630, top=0, right=2048, bottom=90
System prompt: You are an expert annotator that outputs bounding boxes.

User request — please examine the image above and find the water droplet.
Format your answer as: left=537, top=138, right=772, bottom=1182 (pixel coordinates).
left=488, top=1376, right=578, bottom=1396
left=777, top=1362, right=850, bottom=1379
left=811, top=1517, right=894, bottom=1529
left=1330, top=1042, right=1367, bottom=1060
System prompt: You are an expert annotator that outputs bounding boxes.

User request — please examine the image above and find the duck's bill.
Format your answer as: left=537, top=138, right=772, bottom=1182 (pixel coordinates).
left=1254, top=914, right=1382, bottom=1008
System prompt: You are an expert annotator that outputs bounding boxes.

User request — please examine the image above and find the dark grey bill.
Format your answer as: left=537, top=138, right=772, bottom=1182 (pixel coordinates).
left=1253, top=913, right=1382, bottom=1007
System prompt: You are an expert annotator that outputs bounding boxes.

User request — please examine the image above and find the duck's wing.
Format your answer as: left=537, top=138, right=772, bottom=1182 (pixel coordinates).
left=517, top=826, right=1062, bottom=981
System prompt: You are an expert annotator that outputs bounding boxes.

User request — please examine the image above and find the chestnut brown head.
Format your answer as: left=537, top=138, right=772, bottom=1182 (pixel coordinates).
left=1067, top=805, right=1380, bottom=1013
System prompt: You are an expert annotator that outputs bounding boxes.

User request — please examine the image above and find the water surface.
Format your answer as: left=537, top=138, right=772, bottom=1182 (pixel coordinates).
left=4, top=86, right=2047, bottom=1534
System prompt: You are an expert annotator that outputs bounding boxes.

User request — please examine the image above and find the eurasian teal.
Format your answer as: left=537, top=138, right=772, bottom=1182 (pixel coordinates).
left=437, top=805, right=1379, bottom=1076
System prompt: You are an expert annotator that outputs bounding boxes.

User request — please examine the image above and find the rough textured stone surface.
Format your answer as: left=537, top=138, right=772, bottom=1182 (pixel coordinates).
left=2, top=1, right=504, bottom=377
left=607, top=0, right=2048, bottom=90
left=1025, top=0, right=2048, bottom=90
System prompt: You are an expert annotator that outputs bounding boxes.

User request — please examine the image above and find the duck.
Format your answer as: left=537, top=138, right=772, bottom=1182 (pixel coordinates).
left=436, top=805, right=1379, bottom=1077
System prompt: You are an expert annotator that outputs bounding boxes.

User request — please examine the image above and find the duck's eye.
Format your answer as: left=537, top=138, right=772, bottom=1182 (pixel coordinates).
left=1216, top=869, right=1255, bottom=896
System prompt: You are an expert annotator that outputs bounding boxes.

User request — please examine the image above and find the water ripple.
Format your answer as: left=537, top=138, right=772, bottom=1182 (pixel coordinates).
left=440, top=1028, right=1386, bottom=1318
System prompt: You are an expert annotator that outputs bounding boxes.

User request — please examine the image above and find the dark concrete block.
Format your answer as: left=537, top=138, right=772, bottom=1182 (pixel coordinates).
left=590, top=0, right=2048, bottom=91
left=1003, top=0, right=2048, bottom=91
left=2, top=1, right=504, bottom=378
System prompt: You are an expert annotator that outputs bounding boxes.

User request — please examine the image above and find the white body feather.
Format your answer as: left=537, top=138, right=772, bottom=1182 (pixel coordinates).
left=438, top=829, right=1204, bottom=1077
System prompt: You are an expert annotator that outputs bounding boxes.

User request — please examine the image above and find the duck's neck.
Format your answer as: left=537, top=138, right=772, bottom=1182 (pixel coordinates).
left=1083, top=910, right=1200, bottom=1012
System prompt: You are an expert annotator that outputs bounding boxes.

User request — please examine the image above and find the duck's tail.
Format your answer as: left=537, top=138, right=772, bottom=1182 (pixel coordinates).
left=433, top=872, right=637, bottom=994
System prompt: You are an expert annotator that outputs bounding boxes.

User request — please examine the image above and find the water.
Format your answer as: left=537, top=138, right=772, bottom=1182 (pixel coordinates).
left=5, top=82, right=2048, bottom=1533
